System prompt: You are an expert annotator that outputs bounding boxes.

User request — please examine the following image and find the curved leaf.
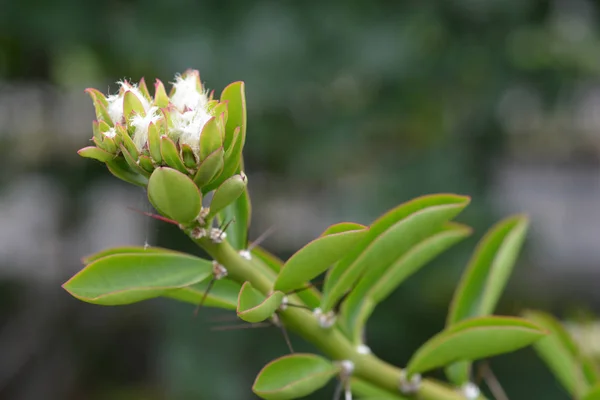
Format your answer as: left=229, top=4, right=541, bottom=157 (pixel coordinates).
left=447, top=215, right=529, bottom=325
left=106, top=157, right=148, bottom=187
left=321, top=222, right=367, bottom=236
left=406, top=316, right=546, bottom=375
left=207, top=173, right=247, bottom=220
left=341, top=223, right=472, bottom=344
left=82, top=246, right=177, bottom=265
left=62, top=252, right=213, bottom=305
left=220, top=82, right=246, bottom=151
left=78, top=146, right=115, bottom=162
left=218, top=187, right=251, bottom=250
left=274, top=226, right=368, bottom=293
left=237, top=281, right=285, bottom=323
left=147, top=167, right=202, bottom=224
left=524, top=310, right=599, bottom=397
left=253, top=354, right=340, bottom=400
left=163, top=278, right=241, bottom=310
left=321, top=194, right=470, bottom=312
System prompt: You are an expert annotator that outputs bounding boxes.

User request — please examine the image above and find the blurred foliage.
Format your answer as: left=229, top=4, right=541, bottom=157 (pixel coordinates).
left=2, top=0, right=600, bottom=399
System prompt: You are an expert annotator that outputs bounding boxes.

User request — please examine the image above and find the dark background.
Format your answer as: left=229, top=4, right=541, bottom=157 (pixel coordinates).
left=1, top=0, right=600, bottom=399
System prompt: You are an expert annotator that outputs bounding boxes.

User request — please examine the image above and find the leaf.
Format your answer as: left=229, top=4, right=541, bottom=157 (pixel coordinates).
left=341, top=223, right=472, bottom=344
left=253, top=354, right=340, bottom=400
left=82, top=246, right=177, bottom=265
left=77, top=146, right=115, bottom=162
left=163, top=278, right=241, bottom=310
left=406, top=316, right=547, bottom=375
left=194, top=147, right=224, bottom=189
left=447, top=215, right=529, bottom=324
left=274, top=225, right=369, bottom=293
left=444, top=216, right=528, bottom=384
left=199, top=116, right=223, bottom=161
left=207, top=173, right=247, bottom=220
left=321, top=222, right=367, bottom=236
left=147, top=167, right=202, bottom=225
left=237, top=281, right=285, bottom=323
left=218, top=187, right=251, bottom=250
left=203, top=127, right=244, bottom=192
left=62, top=252, right=213, bottom=305
left=120, top=145, right=150, bottom=178
left=524, top=310, right=599, bottom=397
left=321, top=194, right=470, bottom=313
left=251, top=246, right=321, bottom=309
left=220, top=82, right=246, bottom=151
left=106, top=157, right=148, bottom=187
left=147, top=122, right=162, bottom=163
left=160, top=135, right=189, bottom=174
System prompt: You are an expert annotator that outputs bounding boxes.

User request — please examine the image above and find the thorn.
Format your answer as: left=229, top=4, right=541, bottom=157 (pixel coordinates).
left=210, top=322, right=272, bottom=331
left=479, top=361, right=509, bottom=400
left=127, top=207, right=179, bottom=225
left=248, top=225, right=277, bottom=251
left=218, top=218, right=235, bottom=239
left=193, top=278, right=215, bottom=317
left=333, top=380, right=344, bottom=400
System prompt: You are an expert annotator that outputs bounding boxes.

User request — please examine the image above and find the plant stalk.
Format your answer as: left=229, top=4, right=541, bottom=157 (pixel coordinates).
left=197, top=237, right=471, bottom=400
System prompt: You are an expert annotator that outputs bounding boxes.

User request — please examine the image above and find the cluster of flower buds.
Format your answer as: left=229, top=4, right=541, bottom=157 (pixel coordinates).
left=79, top=69, right=246, bottom=194
left=79, top=70, right=248, bottom=229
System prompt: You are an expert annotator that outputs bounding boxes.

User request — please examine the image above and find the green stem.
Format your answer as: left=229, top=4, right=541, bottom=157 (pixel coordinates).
left=197, top=237, right=469, bottom=400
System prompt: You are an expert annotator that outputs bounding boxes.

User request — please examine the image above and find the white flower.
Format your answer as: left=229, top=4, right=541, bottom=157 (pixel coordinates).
left=169, top=73, right=213, bottom=155
left=104, top=127, right=117, bottom=139
left=130, top=106, right=162, bottom=151
left=106, top=81, right=151, bottom=124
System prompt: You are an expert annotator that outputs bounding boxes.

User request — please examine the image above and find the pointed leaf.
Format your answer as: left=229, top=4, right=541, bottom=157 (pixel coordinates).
left=62, top=252, right=213, bottom=305
left=147, top=122, right=162, bottom=163
left=448, top=215, right=529, bottom=325
left=321, top=194, right=470, bottom=312
left=237, top=281, right=285, bottom=323
left=163, top=278, right=241, bottom=310
left=78, top=146, right=115, bottom=162
left=160, top=135, right=188, bottom=174
left=147, top=167, right=202, bottom=224
left=123, top=90, right=146, bottom=121
left=181, top=143, right=198, bottom=169
left=121, top=145, right=150, bottom=178
left=85, top=88, right=113, bottom=126
left=207, top=173, right=247, bottom=220
left=138, top=155, right=155, bottom=174
left=341, top=223, right=472, bottom=344
left=253, top=354, right=340, bottom=400
left=82, top=246, right=177, bottom=265
left=406, top=316, right=546, bottom=375
left=153, top=79, right=170, bottom=107
left=203, top=127, right=243, bottom=192
left=274, top=226, right=369, bottom=293
left=106, top=157, right=148, bottom=187
left=524, top=310, right=599, bottom=397
left=199, top=115, right=223, bottom=161
left=322, top=222, right=367, bottom=236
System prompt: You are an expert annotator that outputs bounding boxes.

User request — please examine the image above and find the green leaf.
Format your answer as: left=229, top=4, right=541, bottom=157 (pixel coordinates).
left=406, top=316, right=546, bottom=375
left=274, top=225, right=369, bottom=293
left=199, top=115, right=224, bottom=161
left=524, top=310, right=599, bottom=397
left=153, top=79, right=169, bottom=108
left=180, top=143, right=198, bottom=169
left=82, top=246, right=177, bottom=265
left=321, top=194, right=470, bottom=313
left=147, top=167, right=202, bottom=224
left=147, top=122, right=162, bottom=163
left=321, top=222, right=367, bottom=236
left=444, top=216, right=529, bottom=384
left=123, top=90, right=145, bottom=121
left=341, top=223, right=472, bottom=344
left=62, top=252, right=213, bottom=305
left=163, top=278, right=241, bottom=310
left=194, top=147, right=225, bottom=189
left=120, top=145, right=150, bottom=178
left=77, top=146, right=115, bottom=162
left=106, top=157, right=149, bottom=187
left=160, top=135, right=189, bottom=174
left=237, top=281, right=285, bottom=323
left=203, top=127, right=244, bottom=192
left=447, top=215, right=529, bottom=325
left=207, top=173, right=247, bottom=220
left=251, top=246, right=321, bottom=309
left=218, top=187, right=251, bottom=250
left=253, top=354, right=340, bottom=400
left=220, top=82, right=246, bottom=151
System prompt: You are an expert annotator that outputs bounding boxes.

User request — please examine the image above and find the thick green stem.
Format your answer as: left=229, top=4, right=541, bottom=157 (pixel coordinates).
left=198, top=238, right=469, bottom=400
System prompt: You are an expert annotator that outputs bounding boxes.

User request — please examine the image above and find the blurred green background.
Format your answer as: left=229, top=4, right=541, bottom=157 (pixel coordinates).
left=1, top=0, right=600, bottom=399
